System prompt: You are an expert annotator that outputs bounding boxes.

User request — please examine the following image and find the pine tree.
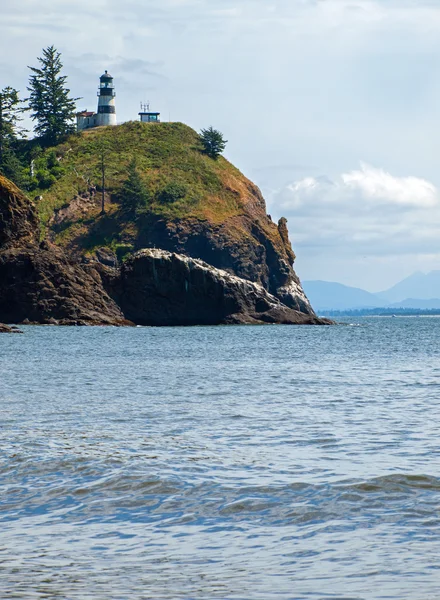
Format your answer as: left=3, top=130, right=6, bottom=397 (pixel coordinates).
left=27, top=46, right=79, bottom=145
left=0, top=149, right=27, bottom=188
left=0, top=87, right=24, bottom=160
left=200, top=127, right=227, bottom=160
left=0, top=87, right=26, bottom=185
left=121, top=159, right=149, bottom=213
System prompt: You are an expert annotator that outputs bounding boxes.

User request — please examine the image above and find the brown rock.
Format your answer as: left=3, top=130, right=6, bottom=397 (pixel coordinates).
left=0, top=173, right=328, bottom=327
left=136, top=212, right=314, bottom=314
left=0, top=323, right=23, bottom=333
left=0, top=244, right=130, bottom=326
left=0, top=176, right=131, bottom=326
left=277, top=217, right=296, bottom=265
left=0, top=175, right=38, bottom=248
left=115, top=249, right=329, bottom=326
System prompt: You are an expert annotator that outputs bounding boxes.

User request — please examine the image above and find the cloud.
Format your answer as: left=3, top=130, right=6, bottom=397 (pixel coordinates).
left=284, top=163, right=438, bottom=210
left=342, top=163, right=437, bottom=207
left=267, top=162, right=440, bottom=288
left=271, top=164, right=440, bottom=256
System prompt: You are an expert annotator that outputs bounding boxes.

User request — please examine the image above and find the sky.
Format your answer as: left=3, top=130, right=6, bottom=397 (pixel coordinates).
left=2, top=0, right=440, bottom=291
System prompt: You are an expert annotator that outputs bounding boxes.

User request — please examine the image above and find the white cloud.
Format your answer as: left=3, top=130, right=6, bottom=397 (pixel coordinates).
left=271, top=163, right=440, bottom=261
left=342, top=163, right=437, bottom=207
left=283, top=163, right=438, bottom=210
left=268, top=163, right=440, bottom=289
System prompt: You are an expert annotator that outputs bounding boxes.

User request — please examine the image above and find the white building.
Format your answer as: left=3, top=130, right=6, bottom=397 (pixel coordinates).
left=76, top=71, right=117, bottom=131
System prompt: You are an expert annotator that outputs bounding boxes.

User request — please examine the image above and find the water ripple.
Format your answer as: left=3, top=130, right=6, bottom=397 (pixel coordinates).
left=1, top=319, right=440, bottom=598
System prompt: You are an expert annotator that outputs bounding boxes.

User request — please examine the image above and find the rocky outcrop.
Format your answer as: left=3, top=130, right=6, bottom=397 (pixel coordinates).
left=0, top=177, right=130, bottom=326
left=0, top=323, right=23, bottom=333
left=0, top=172, right=328, bottom=327
left=113, top=249, right=328, bottom=326
left=277, top=217, right=296, bottom=265
left=40, top=122, right=315, bottom=316
left=0, top=176, right=38, bottom=248
left=136, top=213, right=314, bottom=314
left=0, top=243, right=129, bottom=325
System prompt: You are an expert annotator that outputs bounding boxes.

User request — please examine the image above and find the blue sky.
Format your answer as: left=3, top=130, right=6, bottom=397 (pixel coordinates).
left=2, top=0, right=440, bottom=291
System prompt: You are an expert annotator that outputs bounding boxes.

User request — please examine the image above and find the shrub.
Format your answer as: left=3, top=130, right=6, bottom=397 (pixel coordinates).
left=120, top=159, right=149, bottom=213
left=36, top=170, right=56, bottom=189
left=158, top=181, right=187, bottom=203
left=114, top=244, right=134, bottom=262
left=46, top=150, right=58, bottom=169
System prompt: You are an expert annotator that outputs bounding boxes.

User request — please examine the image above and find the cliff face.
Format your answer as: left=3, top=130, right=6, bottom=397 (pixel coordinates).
left=0, top=244, right=128, bottom=325
left=0, top=176, right=38, bottom=247
left=0, top=123, right=325, bottom=326
left=110, top=249, right=324, bottom=326
left=0, top=176, right=128, bottom=326
left=135, top=211, right=310, bottom=313
left=0, top=174, right=329, bottom=326
left=33, top=121, right=315, bottom=316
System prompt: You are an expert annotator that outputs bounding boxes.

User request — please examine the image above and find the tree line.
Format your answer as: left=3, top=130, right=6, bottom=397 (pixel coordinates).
left=1, top=46, right=79, bottom=187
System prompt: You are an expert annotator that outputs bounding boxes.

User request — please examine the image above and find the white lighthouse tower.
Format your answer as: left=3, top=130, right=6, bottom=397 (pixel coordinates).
left=96, top=70, right=117, bottom=127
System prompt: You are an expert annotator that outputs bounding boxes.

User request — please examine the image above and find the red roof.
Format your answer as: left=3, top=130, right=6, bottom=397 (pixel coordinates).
left=77, top=111, right=95, bottom=117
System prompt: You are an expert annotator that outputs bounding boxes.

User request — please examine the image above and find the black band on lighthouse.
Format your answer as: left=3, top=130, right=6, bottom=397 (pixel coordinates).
left=98, top=106, right=116, bottom=114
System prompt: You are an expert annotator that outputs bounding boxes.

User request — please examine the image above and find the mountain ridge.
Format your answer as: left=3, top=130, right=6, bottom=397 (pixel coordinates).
left=304, top=275, right=440, bottom=311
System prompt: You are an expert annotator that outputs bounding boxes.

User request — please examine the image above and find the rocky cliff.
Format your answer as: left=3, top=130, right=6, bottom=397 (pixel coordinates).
left=0, top=123, right=326, bottom=326
left=0, top=175, right=128, bottom=326
left=107, top=249, right=324, bottom=326
left=0, top=176, right=38, bottom=248
left=33, top=121, right=314, bottom=315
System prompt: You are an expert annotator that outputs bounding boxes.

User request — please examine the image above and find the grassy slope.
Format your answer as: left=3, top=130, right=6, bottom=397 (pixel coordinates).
left=30, top=121, right=288, bottom=267
left=33, top=122, right=264, bottom=249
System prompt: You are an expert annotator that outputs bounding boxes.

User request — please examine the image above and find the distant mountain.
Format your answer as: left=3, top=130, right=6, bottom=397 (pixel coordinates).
left=303, top=281, right=383, bottom=311
left=378, top=271, right=440, bottom=303
left=388, top=298, right=440, bottom=309
left=304, top=276, right=440, bottom=311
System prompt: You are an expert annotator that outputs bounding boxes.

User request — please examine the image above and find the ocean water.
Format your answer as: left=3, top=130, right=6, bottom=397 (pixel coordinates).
left=1, top=318, right=440, bottom=599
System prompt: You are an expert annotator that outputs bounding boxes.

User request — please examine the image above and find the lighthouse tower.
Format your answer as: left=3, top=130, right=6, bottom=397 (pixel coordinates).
left=96, top=70, right=117, bottom=127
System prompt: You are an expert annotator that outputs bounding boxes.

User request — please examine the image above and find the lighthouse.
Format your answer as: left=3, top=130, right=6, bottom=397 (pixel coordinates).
left=76, top=71, right=117, bottom=131
left=96, top=70, right=117, bottom=127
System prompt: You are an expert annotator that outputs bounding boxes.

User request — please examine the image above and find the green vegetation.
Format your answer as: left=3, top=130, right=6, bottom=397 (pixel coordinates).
left=27, top=46, right=79, bottom=145
left=0, top=46, right=78, bottom=189
left=120, top=158, right=149, bottom=213
left=26, top=121, right=250, bottom=251
left=200, top=127, right=227, bottom=160
left=0, top=87, right=27, bottom=186
left=0, top=45, right=270, bottom=259
left=158, top=181, right=187, bottom=203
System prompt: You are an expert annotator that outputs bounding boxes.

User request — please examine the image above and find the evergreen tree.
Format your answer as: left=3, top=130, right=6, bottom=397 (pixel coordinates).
left=27, top=46, right=79, bottom=145
left=0, top=87, right=26, bottom=186
left=120, top=159, right=149, bottom=213
left=200, top=127, right=227, bottom=160
left=0, top=87, right=23, bottom=163
left=0, top=149, right=27, bottom=187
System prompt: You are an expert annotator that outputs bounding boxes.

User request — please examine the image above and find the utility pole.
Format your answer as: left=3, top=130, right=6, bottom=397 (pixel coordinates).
left=0, top=92, right=3, bottom=165
left=96, top=142, right=108, bottom=215
left=100, top=150, right=105, bottom=215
